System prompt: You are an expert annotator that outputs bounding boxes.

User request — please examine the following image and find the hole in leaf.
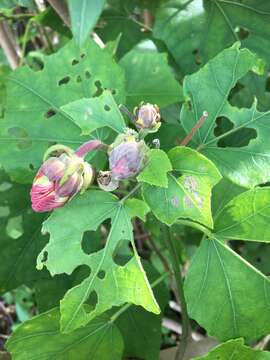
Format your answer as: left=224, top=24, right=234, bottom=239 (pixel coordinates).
left=40, top=251, right=48, bottom=263
left=82, top=230, right=101, bottom=254
left=192, top=49, right=202, bottom=65
left=104, top=104, right=111, bottom=111
left=94, top=80, right=103, bottom=97
left=44, top=109, right=56, bottom=119
left=58, top=76, right=70, bottom=86
left=76, top=75, right=82, bottom=83
left=85, top=71, right=91, bottom=79
left=112, top=240, right=132, bottom=266
left=29, top=163, right=34, bottom=171
left=266, top=76, right=270, bottom=93
left=80, top=53, right=86, bottom=59
left=85, top=290, right=98, bottom=312
left=111, top=89, right=116, bottom=95
left=97, top=270, right=106, bottom=279
left=72, top=59, right=79, bottom=66
left=71, top=264, right=91, bottom=284
left=235, top=26, right=250, bottom=40
left=214, top=117, right=257, bottom=148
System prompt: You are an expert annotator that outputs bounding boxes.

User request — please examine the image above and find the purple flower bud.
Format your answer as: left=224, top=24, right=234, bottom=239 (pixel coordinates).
left=134, top=103, right=161, bottom=131
left=31, top=147, right=94, bottom=213
left=109, top=133, right=149, bottom=180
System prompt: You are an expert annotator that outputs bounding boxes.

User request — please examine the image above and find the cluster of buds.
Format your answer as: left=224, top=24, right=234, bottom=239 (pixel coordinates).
left=31, top=141, right=103, bottom=212
left=31, top=102, right=162, bottom=212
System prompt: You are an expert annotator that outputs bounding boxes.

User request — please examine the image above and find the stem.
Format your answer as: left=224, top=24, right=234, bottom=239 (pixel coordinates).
left=0, top=20, right=19, bottom=69
left=20, top=19, right=33, bottom=66
left=75, top=140, right=106, bottom=158
left=178, top=111, right=208, bottom=146
left=163, top=226, right=191, bottom=360
left=120, top=183, right=142, bottom=203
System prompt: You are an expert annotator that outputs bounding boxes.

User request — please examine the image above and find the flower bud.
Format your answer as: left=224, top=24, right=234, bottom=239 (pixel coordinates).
left=109, top=132, right=149, bottom=180
left=97, top=171, right=119, bottom=192
left=31, top=147, right=94, bottom=212
left=134, top=103, right=161, bottom=131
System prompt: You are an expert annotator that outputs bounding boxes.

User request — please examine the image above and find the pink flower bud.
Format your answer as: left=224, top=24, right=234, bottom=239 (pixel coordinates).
left=109, top=133, right=149, bottom=180
left=134, top=103, right=161, bottom=131
left=31, top=147, right=94, bottom=213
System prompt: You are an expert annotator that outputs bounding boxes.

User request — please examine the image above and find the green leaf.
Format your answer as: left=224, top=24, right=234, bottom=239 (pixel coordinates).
left=37, top=191, right=160, bottom=333
left=120, top=47, right=182, bottom=109
left=195, top=338, right=270, bottom=360
left=115, top=262, right=169, bottom=360
left=6, top=309, right=124, bottom=360
left=125, top=198, right=150, bottom=221
left=68, top=0, right=106, bottom=46
left=211, top=178, right=245, bottom=219
left=214, top=187, right=270, bottom=242
left=180, top=43, right=270, bottom=188
left=61, top=90, right=126, bottom=135
left=137, top=149, right=172, bottom=188
left=0, top=40, right=125, bottom=183
left=142, top=147, right=221, bottom=228
left=184, top=237, right=270, bottom=341
left=153, top=0, right=270, bottom=75
left=0, top=171, right=46, bottom=294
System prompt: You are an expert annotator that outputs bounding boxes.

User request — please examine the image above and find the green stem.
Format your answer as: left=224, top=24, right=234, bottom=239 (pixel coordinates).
left=120, top=183, right=142, bottom=203
left=163, top=226, right=191, bottom=360
left=110, top=272, right=169, bottom=323
left=19, top=18, right=33, bottom=66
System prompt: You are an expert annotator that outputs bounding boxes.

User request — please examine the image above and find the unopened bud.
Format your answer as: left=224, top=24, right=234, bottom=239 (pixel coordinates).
left=109, top=131, right=149, bottom=180
left=31, top=145, right=94, bottom=212
left=134, top=103, right=161, bottom=132
left=97, top=171, right=119, bottom=192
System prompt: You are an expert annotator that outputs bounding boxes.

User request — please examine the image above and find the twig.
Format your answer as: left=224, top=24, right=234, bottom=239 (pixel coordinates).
left=178, top=111, right=208, bottom=146
left=0, top=20, right=19, bottom=69
left=47, top=0, right=70, bottom=27
left=147, top=236, right=171, bottom=274
left=163, top=226, right=191, bottom=360
left=120, top=183, right=142, bottom=203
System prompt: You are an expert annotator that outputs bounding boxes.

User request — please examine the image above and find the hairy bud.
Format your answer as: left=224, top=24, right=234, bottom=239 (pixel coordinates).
left=109, top=132, right=149, bottom=180
left=134, top=103, right=161, bottom=131
left=97, top=171, right=119, bottom=192
left=31, top=145, right=95, bottom=212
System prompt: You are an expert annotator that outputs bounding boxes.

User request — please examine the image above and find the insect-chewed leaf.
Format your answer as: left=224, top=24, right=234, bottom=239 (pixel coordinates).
left=37, top=191, right=160, bottom=333
left=0, top=40, right=125, bottom=183
left=180, top=43, right=270, bottom=188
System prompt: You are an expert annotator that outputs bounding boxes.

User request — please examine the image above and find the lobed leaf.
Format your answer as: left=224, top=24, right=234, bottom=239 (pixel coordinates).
left=37, top=191, right=159, bottom=333
left=0, top=40, right=125, bottom=183
left=214, top=187, right=270, bottom=242
left=142, top=147, right=221, bottom=228
left=137, top=149, right=172, bottom=188
left=184, top=237, right=270, bottom=341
